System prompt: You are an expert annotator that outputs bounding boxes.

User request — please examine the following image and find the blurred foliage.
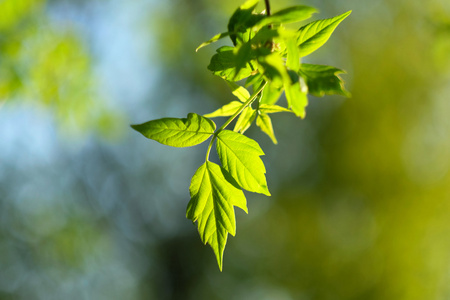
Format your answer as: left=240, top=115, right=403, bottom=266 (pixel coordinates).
left=0, top=0, right=123, bottom=137
left=0, top=0, right=449, bottom=299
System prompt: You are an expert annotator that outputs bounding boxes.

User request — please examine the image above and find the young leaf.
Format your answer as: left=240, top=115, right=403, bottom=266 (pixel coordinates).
left=233, top=41, right=253, bottom=81
left=259, top=104, right=292, bottom=114
left=256, top=6, right=317, bottom=27
left=286, top=38, right=300, bottom=72
left=234, top=106, right=256, bottom=133
left=299, top=63, right=350, bottom=97
left=256, top=113, right=278, bottom=144
left=204, top=101, right=242, bottom=118
left=228, top=0, right=261, bottom=45
left=208, top=46, right=253, bottom=81
left=187, top=161, right=248, bottom=271
left=297, top=10, right=352, bottom=57
left=216, top=130, right=270, bottom=195
left=284, top=71, right=308, bottom=118
left=131, top=113, right=215, bottom=147
left=226, top=81, right=250, bottom=103
left=196, top=32, right=230, bottom=52
left=259, top=81, right=283, bottom=105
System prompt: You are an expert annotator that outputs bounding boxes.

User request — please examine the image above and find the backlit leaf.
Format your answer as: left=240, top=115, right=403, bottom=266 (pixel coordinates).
left=208, top=46, right=253, bottom=81
left=228, top=0, right=261, bottom=45
left=259, top=80, right=283, bottom=105
left=187, top=161, right=247, bottom=271
left=226, top=81, right=250, bottom=103
left=256, top=113, right=278, bottom=144
left=216, top=130, right=270, bottom=195
left=297, top=10, right=351, bottom=57
left=299, top=63, right=350, bottom=97
left=196, top=32, right=230, bottom=52
left=259, top=104, right=292, bottom=114
left=256, top=6, right=317, bottom=27
left=284, top=71, right=308, bottom=118
left=234, top=106, right=256, bottom=133
left=131, top=113, right=215, bottom=147
left=204, top=101, right=242, bottom=118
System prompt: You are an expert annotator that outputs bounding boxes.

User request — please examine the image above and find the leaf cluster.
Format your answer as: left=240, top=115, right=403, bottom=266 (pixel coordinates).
left=132, top=0, right=351, bottom=270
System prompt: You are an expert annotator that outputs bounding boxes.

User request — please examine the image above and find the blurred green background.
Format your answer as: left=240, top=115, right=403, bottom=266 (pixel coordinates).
left=0, top=0, right=449, bottom=299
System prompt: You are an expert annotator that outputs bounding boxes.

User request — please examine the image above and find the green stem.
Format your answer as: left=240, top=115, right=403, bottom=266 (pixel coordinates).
left=205, top=82, right=267, bottom=161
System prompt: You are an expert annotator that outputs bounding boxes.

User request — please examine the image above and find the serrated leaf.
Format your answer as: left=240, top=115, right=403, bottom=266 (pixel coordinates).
left=131, top=113, right=215, bottom=147
left=256, top=6, right=317, bottom=27
left=284, top=71, right=308, bottom=118
left=259, top=104, right=292, bottom=114
left=226, top=81, right=250, bottom=103
left=196, top=32, right=230, bottom=52
left=204, top=101, right=242, bottom=118
left=208, top=46, right=253, bottom=81
left=297, top=10, right=351, bottom=57
left=299, top=63, right=350, bottom=97
left=187, top=161, right=247, bottom=271
left=256, top=113, right=278, bottom=144
left=234, top=106, right=256, bottom=133
left=216, top=130, right=270, bottom=195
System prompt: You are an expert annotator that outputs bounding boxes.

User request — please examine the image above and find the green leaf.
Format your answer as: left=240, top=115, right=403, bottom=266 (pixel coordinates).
left=234, top=41, right=254, bottom=81
left=216, top=130, right=270, bottom=195
left=259, top=104, right=292, bottom=114
left=131, top=113, right=215, bottom=147
left=299, top=63, right=350, bottom=97
left=187, top=161, right=247, bottom=271
left=196, top=32, right=230, bottom=52
left=208, top=46, right=253, bottom=81
left=297, top=10, right=352, bottom=57
left=234, top=106, right=256, bottom=133
left=286, top=38, right=300, bottom=72
left=226, top=81, right=250, bottom=103
left=204, top=101, right=242, bottom=118
left=259, top=80, right=283, bottom=105
left=284, top=71, right=308, bottom=118
left=256, top=6, right=317, bottom=27
left=256, top=113, right=278, bottom=144
left=228, top=0, right=261, bottom=45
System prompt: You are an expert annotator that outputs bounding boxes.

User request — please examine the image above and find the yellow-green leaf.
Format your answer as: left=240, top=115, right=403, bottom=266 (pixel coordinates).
left=131, top=113, right=215, bottom=147
left=216, top=130, right=270, bottom=195
left=187, top=161, right=247, bottom=271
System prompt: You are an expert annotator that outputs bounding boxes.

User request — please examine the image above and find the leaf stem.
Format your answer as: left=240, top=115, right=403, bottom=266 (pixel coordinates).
left=205, top=82, right=267, bottom=161
left=264, top=0, right=271, bottom=17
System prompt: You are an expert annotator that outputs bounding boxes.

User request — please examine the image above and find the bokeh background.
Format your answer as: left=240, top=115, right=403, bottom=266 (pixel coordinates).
left=0, top=0, right=449, bottom=299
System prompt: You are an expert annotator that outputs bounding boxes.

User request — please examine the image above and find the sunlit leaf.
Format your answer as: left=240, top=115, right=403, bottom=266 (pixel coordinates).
left=297, top=10, right=351, bottom=57
left=208, top=46, right=253, bottom=81
left=256, top=113, right=278, bottom=144
left=256, top=6, right=317, bottom=27
left=228, top=0, right=261, bottom=45
left=299, top=63, right=350, bottom=97
left=259, top=80, right=283, bottom=105
left=259, top=104, right=292, bottom=114
left=204, top=101, right=242, bottom=118
left=284, top=71, right=308, bottom=118
left=131, top=113, right=215, bottom=147
left=216, top=130, right=270, bottom=195
left=187, top=161, right=247, bottom=271
left=286, top=38, right=300, bottom=71
left=234, top=106, right=256, bottom=133
left=226, top=81, right=250, bottom=103
left=196, top=32, right=230, bottom=52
